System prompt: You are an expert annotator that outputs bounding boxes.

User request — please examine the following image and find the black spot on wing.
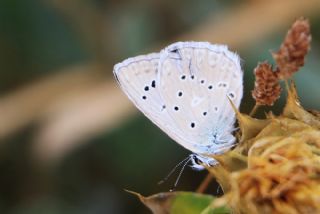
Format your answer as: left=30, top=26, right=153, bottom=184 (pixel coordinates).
left=228, top=92, right=235, bottom=99
left=218, top=82, right=228, bottom=88
left=151, top=80, right=156, bottom=88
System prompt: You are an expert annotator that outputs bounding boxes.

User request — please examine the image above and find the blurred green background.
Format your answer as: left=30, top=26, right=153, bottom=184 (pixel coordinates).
left=0, top=0, right=320, bottom=213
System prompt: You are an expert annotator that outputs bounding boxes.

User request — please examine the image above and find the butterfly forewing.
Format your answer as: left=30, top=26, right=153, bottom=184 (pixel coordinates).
left=158, top=42, right=243, bottom=154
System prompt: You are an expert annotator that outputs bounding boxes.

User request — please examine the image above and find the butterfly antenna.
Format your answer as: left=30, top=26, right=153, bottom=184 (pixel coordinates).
left=170, top=156, right=193, bottom=191
left=158, top=156, right=191, bottom=185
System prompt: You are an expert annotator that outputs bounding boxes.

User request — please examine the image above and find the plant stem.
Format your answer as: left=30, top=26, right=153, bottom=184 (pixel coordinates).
left=196, top=173, right=213, bottom=193
left=249, top=104, right=260, bottom=117
left=284, top=79, right=290, bottom=91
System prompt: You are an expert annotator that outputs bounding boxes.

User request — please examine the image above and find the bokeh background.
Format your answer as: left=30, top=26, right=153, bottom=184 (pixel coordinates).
left=0, top=0, right=320, bottom=213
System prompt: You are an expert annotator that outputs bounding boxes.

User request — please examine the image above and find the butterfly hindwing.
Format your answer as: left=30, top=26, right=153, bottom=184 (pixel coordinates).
left=113, top=53, right=194, bottom=151
left=114, top=54, right=164, bottom=118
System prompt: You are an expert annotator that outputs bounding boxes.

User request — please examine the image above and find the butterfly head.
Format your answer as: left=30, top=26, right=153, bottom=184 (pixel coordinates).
left=190, top=154, right=217, bottom=170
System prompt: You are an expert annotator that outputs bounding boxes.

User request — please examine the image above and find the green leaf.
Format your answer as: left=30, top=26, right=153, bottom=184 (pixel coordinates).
left=126, top=190, right=230, bottom=214
left=201, top=204, right=230, bottom=214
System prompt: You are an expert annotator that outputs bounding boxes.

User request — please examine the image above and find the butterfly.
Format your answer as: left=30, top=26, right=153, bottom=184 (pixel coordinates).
left=113, top=42, right=243, bottom=170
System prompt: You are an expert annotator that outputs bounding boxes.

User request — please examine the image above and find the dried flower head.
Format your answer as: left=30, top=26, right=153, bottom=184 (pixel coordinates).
left=229, top=134, right=320, bottom=214
left=252, top=62, right=281, bottom=106
left=273, top=17, right=311, bottom=79
left=210, top=84, right=320, bottom=214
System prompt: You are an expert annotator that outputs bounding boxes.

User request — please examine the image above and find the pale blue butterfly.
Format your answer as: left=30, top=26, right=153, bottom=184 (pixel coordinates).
left=113, top=41, right=243, bottom=171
